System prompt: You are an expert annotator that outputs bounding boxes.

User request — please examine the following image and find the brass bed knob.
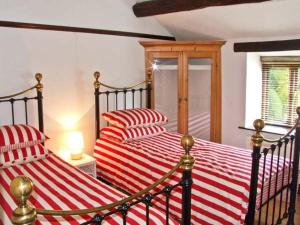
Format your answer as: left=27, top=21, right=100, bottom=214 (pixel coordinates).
left=10, top=176, right=36, bottom=225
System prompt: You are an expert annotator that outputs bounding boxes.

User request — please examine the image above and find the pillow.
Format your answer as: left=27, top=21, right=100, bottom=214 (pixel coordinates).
left=0, top=143, right=50, bottom=168
left=102, top=108, right=168, bottom=128
left=0, top=124, right=48, bottom=153
left=100, top=125, right=166, bottom=143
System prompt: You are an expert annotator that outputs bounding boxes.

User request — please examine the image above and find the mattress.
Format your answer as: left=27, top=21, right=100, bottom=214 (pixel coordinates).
left=94, top=131, right=291, bottom=225
left=0, top=153, right=180, bottom=225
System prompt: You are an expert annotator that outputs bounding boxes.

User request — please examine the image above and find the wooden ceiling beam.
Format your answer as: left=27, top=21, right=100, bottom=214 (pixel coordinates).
left=234, top=39, right=300, bottom=52
left=0, top=20, right=175, bottom=41
left=133, top=0, right=270, bottom=17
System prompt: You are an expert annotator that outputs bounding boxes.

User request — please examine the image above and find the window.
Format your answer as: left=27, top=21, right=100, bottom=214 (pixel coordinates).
left=261, top=56, right=300, bottom=126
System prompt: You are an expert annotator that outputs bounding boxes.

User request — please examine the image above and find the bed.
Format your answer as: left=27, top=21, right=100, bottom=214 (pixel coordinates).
left=92, top=71, right=300, bottom=225
left=0, top=74, right=194, bottom=225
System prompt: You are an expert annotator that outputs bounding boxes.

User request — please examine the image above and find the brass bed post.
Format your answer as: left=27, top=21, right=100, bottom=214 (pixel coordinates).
left=94, top=71, right=101, bottom=140
left=35, top=73, right=44, bottom=133
left=10, top=176, right=36, bottom=225
left=245, top=119, right=264, bottom=225
left=287, top=107, right=300, bottom=225
left=180, top=135, right=195, bottom=225
left=146, top=69, right=152, bottom=109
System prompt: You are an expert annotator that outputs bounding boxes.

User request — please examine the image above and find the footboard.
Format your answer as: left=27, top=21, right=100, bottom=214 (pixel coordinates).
left=246, top=107, right=300, bottom=225
left=10, top=135, right=195, bottom=225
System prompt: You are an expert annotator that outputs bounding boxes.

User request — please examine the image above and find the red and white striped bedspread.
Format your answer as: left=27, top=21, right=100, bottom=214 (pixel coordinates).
left=94, top=131, right=291, bottom=225
left=0, top=153, right=180, bottom=225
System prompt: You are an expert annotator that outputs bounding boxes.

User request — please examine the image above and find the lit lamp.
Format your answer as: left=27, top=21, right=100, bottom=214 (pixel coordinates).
left=67, top=131, right=84, bottom=160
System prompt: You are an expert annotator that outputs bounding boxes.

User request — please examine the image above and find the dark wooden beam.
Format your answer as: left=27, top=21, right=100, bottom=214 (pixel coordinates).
left=133, top=0, right=270, bottom=17
left=0, top=20, right=175, bottom=41
left=234, top=39, right=300, bottom=52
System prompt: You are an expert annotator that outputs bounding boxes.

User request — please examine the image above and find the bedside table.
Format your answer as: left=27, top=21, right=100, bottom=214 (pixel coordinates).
left=65, top=153, right=96, bottom=178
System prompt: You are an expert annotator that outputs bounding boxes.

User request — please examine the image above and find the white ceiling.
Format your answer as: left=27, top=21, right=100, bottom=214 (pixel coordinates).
left=139, top=0, right=300, bottom=40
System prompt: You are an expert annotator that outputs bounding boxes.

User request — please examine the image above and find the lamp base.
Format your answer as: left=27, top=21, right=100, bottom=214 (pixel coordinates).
left=70, top=152, right=83, bottom=160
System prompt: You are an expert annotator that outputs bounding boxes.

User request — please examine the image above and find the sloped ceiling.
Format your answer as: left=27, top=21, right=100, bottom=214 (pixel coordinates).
left=135, top=0, right=300, bottom=40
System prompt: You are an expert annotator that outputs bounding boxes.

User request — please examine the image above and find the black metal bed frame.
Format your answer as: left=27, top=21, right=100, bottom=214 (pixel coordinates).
left=94, top=71, right=152, bottom=140
left=93, top=71, right=300, bottom=225
left=0, top=73, right=44, bottom=132
left=246, top=119, right=300, bottom=225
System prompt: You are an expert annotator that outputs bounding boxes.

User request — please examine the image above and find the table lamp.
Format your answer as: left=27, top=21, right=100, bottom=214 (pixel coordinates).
left=67, top=131, right=84, bottom=160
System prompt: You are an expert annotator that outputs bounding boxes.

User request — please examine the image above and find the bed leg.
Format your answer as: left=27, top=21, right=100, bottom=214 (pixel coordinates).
left=35, top=73, right=44, bottom=133
left=10, top=176, right=36, bottom=225
left=146, top=69, right=152, bottom=109
left=287, top=111, right=300, bottom=225
left=94, top=71, right=101, bottom=140
left=180, top=135, right=195, bottom=225
left=245, top=119, right=264, bottom=225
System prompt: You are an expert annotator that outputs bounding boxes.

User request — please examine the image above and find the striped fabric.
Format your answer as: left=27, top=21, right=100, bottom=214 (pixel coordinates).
left=0, top=125, right=48, bottom=153
left=0, top=154, right=180, bottom=225
left=102, top=108, right=168, bottom=128
left=94, top=132, right=291, bottom=225
left=100, top=125, right=166, bottom=143
left=0, top=143, right=50, bottom=168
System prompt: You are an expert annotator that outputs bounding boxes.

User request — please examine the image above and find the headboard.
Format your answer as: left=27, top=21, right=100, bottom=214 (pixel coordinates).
left=0, top=73, right=44, bottom=132
left=93, top=71, right=152, bottom=139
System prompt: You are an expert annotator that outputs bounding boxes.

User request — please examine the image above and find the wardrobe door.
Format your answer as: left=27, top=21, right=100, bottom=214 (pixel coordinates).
left=184, top=52, right=221, bottom=142
left=147, top=52, right=183, bottom=133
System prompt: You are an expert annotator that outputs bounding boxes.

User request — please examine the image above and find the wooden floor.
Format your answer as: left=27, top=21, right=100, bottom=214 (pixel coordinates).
left=255, top=194, right=300, bottom=225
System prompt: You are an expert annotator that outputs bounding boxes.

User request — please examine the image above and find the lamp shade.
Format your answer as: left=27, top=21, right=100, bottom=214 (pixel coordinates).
left=67, top=131, right=84, bottom=160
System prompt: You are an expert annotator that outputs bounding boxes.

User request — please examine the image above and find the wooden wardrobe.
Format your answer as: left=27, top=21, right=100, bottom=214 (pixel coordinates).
left=140, top=41, right=225, bottom=143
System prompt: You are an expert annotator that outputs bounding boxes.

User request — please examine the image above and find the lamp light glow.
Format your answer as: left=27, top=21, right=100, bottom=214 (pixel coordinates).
left=67, top=131, right=84, bottom=160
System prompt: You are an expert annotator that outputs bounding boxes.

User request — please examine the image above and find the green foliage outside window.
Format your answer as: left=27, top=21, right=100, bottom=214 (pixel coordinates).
left=267, top=68, right=289, bottom=124
left=264, top=66, right=300, bottom=126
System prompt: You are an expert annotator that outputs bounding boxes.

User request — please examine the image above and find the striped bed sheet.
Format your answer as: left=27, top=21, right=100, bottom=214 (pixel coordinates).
left=94, top=131, right=291, bottom=225
left=0, top=153, right=180, bottom=225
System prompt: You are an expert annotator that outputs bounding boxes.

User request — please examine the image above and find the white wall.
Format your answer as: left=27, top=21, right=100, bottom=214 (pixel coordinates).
left=0, top=0, right=171, bottom=156
left=221, top=35, right=300, bottom=149
left=245, top=53, right=262, bottom=128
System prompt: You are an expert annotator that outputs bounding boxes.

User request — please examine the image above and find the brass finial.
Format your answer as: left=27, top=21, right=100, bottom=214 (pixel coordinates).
left=94, top=71, right=101, bottom=89
left=35, top=73, right=43, bottom=92
left=146, top=69, right=152, bottom=84
left=181, top=135, right=194, bottom=154
left=10, top=176, right=36, bottom=225
left=180, top=135, right=195, bottom=171
left=252, top=119, right=264, bottom=147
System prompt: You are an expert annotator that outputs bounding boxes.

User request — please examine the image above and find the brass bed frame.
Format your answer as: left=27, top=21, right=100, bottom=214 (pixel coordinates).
left=1, top=74, right=195, bottom=225
left=0, top=73, right=44, bottom=132
left=93, top=70, right=300, bottom=225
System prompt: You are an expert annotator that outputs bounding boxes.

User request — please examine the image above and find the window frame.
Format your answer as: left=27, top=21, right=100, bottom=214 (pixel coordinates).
left=261, top=56, right=300, bottom=127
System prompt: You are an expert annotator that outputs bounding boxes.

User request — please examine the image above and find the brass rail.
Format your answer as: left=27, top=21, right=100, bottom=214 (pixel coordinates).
left=252, top=107, right=300, bottom=144
left=10, top=135, right=195, bottom=224
left=0, top=73, right=43, bottom=100
left=93, top=70, right=152, bottom=90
